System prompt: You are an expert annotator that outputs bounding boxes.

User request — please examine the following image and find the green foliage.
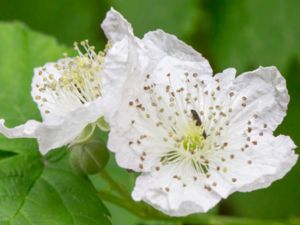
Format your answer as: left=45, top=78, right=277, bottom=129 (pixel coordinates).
left=0, top=22, right=111, bottom=225
left=110, top=0, right=201, bottom=39
left=0, top=22, right=69, bottom=127
left=0, top=0, right=110, bottom=48
left=0, top=149, right=111, bottom=225
left=207, top=0, right=300, bottom=74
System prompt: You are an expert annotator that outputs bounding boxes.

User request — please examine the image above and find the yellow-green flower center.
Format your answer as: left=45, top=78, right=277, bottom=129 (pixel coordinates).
left=183, top=122, right=206, bottom=154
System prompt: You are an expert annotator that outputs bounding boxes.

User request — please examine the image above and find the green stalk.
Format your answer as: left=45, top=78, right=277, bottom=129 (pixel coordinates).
left=99, top=170, right=130, bottom=198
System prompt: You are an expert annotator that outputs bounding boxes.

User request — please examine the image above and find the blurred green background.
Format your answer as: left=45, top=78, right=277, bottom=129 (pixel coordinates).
left=0, top=0, right=299, bottom=224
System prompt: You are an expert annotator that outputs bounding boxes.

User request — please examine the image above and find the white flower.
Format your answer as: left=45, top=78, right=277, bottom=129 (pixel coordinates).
left=0, top=17, right=133, bottom=154
left=104, top=10, right=298, bottom=216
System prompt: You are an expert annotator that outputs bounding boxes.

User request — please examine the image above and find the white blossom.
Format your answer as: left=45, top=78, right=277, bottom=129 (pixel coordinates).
left=104, top=9, right=298, bottom=216
left=0, top=16, right=133, bottom=154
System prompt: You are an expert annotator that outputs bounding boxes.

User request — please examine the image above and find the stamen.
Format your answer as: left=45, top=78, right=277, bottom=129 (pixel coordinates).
left=35, top=41, right=111, bottom=114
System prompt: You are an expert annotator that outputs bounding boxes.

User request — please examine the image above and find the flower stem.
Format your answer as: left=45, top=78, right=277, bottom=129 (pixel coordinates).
left=99, top=170, right=130, bottom=197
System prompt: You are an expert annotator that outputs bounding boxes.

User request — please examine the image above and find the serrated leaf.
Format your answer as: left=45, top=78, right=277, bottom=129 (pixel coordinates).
left=0, top=150, right=111, bottom=225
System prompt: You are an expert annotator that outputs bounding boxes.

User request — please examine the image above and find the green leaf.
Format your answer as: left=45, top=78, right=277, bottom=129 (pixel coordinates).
left=0, top=21, right=70, bottom=127
left=0, top=149, right=111, bottom=225
left=0, top=23, right=112, bottom=224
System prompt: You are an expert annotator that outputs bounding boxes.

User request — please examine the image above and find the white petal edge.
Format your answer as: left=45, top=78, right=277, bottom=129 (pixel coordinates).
left=233, top=66, right=289, bottom=131
left=214, top=68, right=236, bottom=88
left=0, top=119, right=40, bottom=139
left=0, top=98, right=104, bottom=155
left=238, top=135, right=298, bottom=192
left=142, top=29, right=212, bottom=76
left=36, top=98, right=105, bottom=154
left=132, top=170, right=221, bottom=217
left=101, top=8, right=134, bottom=43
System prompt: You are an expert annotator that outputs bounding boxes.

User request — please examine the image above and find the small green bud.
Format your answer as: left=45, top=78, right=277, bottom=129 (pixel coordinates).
left=70, top=139, right=110, bottom=175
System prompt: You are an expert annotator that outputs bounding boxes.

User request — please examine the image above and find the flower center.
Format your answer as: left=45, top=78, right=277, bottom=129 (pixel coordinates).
left=182, top=124, right=206, bottom=154
left=182, top=109, right=207, bottom=154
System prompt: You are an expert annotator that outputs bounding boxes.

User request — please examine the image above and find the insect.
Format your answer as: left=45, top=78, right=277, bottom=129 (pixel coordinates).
left=190, top=109, right=207, bottom=139
left=191, top=109, right=202, bottom=126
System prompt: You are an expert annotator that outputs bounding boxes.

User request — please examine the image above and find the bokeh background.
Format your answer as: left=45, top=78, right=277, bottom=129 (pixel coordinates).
left=0, top=0, right=299, bottom=224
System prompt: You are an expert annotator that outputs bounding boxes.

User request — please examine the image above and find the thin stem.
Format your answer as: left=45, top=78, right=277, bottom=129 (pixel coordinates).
left=98, top=191, right=149, bottom=218
left=99, top=170, right=130, bottom=198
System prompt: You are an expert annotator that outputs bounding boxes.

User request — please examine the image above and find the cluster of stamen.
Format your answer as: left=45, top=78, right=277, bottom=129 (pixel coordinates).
left=34, top=40, right=111, bottom=115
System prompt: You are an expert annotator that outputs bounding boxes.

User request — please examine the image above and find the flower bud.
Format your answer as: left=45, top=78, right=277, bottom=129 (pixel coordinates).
left=70, top=139, right=109, bottom=175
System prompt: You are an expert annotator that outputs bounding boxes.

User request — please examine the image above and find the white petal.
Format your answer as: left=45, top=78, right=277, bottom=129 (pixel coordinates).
left=0, top=98, right=104, bottom=155
left=36, top=98, right=104, bottom=154
left=101, top=37, right=141, bottom=125
left=132, top=164, right=221, bottom=216
left=0, top=119, right=40, bottom=138
left=232, top=66, right=289, bottom=131
left=143, top=29, right=212, bottom=76
left=206, top=133, right=297, bottom=198
left=107, top=129, right=143, bottom=172
left=101, top=8, right=134, bottom=43
left=31, top=58, right=73, bottom=122
left=214, top=68, right=236, bottom=88
left=238, top=135, right=297, bottom=192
